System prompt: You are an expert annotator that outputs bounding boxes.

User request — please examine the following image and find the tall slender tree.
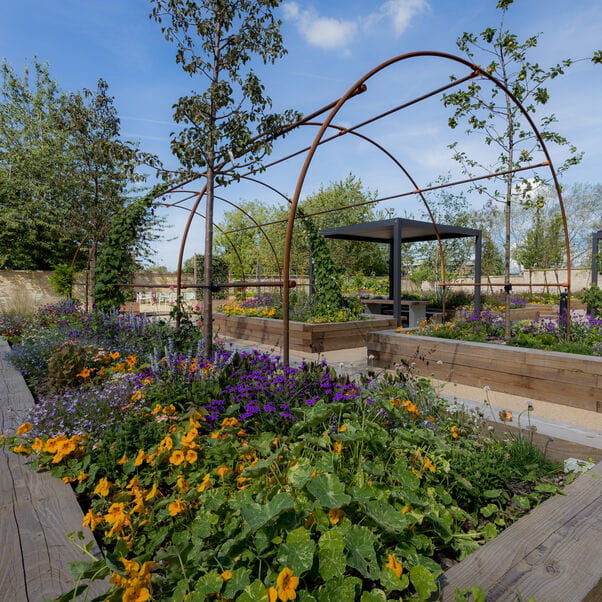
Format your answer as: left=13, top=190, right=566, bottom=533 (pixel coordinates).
left=443, top=0, right=601, bottom=334
left=150, top=0, right=299, bottom=355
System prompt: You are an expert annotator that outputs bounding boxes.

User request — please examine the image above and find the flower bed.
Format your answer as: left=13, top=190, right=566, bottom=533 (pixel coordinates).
left=214, top=312, right=397, bottom=353
left=1, top=301, right=572, bottom=601
left=367, top=331, right=602, bottom=413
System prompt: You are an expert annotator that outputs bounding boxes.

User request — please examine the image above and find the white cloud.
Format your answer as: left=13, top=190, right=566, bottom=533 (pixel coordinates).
left=283, top=1, right=427, bottom=51
left=283, top=2, right=357, bottom=51
left=379, top=0, right=429, bottom=36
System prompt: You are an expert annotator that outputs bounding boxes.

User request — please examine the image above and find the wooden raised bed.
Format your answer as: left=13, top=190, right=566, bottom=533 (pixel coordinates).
left=440, top=461, right=602, bottom=601
left=367, top=331, right=602, bottom=413
left=214, top=313, right=397, bottom=353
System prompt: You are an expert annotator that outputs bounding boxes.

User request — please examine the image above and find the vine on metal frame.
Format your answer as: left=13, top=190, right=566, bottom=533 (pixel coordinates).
left=94, top=182, right=170, bottom=312
left=298, top=209, right=360, bottom=320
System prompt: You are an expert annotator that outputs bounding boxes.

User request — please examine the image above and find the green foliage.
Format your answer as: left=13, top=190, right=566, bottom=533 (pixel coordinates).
left=48, top=264, right=76, bottom=298
left=580, top=284, right=602, bottom=318
left=515, top=206, right=563, bottom=269
left=0, top=61, right=149, bottom=269
left=187, top=254, right=229, bottom=300
left=94, top=183, right=169, bottom=312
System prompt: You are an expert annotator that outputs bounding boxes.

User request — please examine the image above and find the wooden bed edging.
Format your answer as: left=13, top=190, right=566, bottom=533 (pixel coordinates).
left=439, top=461, right=602, bottom=601
left=366, top=331, right=602, bottom=413
left=0, top=338, right=108, bottom=601
left=214, top=313, right=397, bottom=353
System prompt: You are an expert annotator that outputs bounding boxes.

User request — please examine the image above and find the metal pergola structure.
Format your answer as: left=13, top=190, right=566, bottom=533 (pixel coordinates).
left=592, top=230, right=602, bottom=287
left=321, top=218, right=482, bottom=324
left=96, top=50, right=573, bottom=365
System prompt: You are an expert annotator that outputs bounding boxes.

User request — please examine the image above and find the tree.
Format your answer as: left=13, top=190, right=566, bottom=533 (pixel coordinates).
left=0, top=61, right=148, bottom=271
left=443, top=0, right=601, bottom=333
left=515, top=204, right=563, bottom=269
left=150, top=0, right=300, bottom=355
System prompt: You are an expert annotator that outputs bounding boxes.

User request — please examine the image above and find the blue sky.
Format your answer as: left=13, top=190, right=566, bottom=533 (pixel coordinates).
left=2, top=0, right=601, bottom=269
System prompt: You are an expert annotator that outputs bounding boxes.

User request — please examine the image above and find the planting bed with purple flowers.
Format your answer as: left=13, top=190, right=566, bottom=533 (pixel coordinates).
left=2, top=301, right=573, bottom=601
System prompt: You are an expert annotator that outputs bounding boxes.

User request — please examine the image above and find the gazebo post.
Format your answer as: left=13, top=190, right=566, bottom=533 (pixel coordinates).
left=393, top=219, right=402, bottom=326
left=592, top=231, right=601, bottom=288
left=474, top=232, right=482, bottom=313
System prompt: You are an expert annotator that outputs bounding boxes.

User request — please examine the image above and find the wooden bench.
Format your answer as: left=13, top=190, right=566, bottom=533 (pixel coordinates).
left=361, top=299, right=428, bottom=327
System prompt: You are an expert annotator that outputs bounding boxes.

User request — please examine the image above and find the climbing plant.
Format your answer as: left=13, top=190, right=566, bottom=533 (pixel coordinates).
left=298, top=209, right=362, bottom=321
left=94, top=182, right=170, bottom=312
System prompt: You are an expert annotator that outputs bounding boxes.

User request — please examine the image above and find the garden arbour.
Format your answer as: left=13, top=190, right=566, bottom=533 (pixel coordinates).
left=96, top=51, right=572, bottom=364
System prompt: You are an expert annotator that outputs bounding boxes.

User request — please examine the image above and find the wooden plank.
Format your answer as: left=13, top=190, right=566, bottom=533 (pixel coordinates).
left=0, top=338, right=109, bottom=601
left=440, top=462, right=602, bottom=601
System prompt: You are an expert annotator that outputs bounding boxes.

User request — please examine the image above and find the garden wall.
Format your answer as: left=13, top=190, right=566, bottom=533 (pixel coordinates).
left=214, top=313, right=397, bottom=353
left=367, top=331, right=602, bottom=413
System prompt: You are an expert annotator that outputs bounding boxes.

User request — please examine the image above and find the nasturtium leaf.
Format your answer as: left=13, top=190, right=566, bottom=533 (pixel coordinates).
left=191, top=517, right=212, bottom=539
left=193, top=571, right=223, bottom=596
left=314, top=455, right=334, bottom=474
left=344, top=525, right=380, bottom=580
left=337, top=422, right=366, bottom=441
left=512, top=495, right=531, bottom=510
left=480, top=503, right=498, bottom=518
left=277, top=539, right=316, bottom=576
left=306, top=474, right=351, bottom=509
left=391, top=466, right=421, bottom=491
left=363, top=461, right=385, bottom=477
left=349, top=485, right=377, bottom=504
left=288, top=457, right=314, bottom=488
left=363, top=500, right=407, bottom=534
left=222, top=567, right=251, bottom=598
left=318, top=576, right=361, bottom=602
left=235, top=579, right=269, bottom=602
left=318, top=529, right=346, bottom=581
left=483, top=489, right=504, bottom=498
left=360, top=589, right=387, bottom=602
left=481, top=522, right=498, bottom=542
left=240, top=493, right=295, bottom=532
left=297, top=592, right=317, bottom=602
left=534, top=482, right=559, bottom=493
left=409, top=565, right=438, bottom=600
left=379, top=566, right=410, bottom=592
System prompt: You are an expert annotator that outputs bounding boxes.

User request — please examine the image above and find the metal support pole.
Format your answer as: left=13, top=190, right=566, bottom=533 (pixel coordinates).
left=308, top=249, right=315, bottom=299
left=393, top=219, right=402, bottom=326
left=474, top=232, right=482, bottom=314
left=388, top=242, right=394, bottom=301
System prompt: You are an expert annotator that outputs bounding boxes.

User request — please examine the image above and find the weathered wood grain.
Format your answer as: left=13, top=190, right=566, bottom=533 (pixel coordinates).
left=367, top=332, right=602, bottom=412
left=440, top=462, right=602, bottom=601
left=214, top=314, right=396, bottom=353
left=0, top=338, right=109, bottom=601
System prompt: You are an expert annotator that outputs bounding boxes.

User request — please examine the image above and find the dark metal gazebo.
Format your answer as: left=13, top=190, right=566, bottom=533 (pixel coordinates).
left=321, top=217, right=482, bottom=324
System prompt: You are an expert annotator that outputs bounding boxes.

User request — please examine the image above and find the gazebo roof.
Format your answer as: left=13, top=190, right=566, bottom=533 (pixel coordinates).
left=320, top=217, right=481, bottom=244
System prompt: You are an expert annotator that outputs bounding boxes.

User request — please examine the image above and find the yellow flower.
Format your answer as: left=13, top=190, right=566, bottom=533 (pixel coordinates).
left=12, top=443, right=31, bottom=455
left=16, top=422, right=33, bottom=435
left=31, top=437, right=44, bottom=453
left=152, top=403, right=163, bottom=415
left=268, top=587, right=278, bottom=602
left=134, top=449, right=146, bottom=467
left=110, top=351, right=120, bottom=360
left=62, top=476, right=75, bottom=484
left=276, top=567, right=299, bottom=602
left=216, top=465, right=230, bottom=479
left=94, top=477, right=111, bottom=497
left=333, top=442, right=344, bottom=454
left=423, top=457, right=436, bottom=473
left=82, top=509, right=103, bottom=530
left=169, top=450, right=185, bottom=466
left=338, top=424, right=347, bottom=432
left=77, top=471, right=89, bottom=483
left=76, top=367, right=92, bottom=379
left=117, top=453, right=129, bottom=465
left=176, top=475, right=190, bottom=493
left=168, top=499, right=187, bottom=517
left=197, top=473, right=212, bottom=492
left=385, top=553, right=403, bottom=578
left=145, top=483, right=159, bottom=501
left=185, top=449, right=198, bottom=463
left=328, top=508, right=344, bottom=525
left=131, top=390, right=144, bottom=403
left=402, top=505, right=412, bottom=514
left=221, top=571, right=233, bottom=581
left=450, top=425, right=459, bottom=439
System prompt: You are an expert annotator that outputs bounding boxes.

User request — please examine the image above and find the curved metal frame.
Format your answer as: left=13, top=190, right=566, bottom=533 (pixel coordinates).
left=281, top=51, right=570, bottom=364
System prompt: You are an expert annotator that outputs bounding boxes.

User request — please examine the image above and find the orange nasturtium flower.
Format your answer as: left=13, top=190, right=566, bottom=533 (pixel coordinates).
left=386, top=553, right=403, bottom=578
left=12, top=443, right=31, bottom=455
left=168, top=499, right=187, bottom=517
left=422, top=457, right=436, bottom=473
left=328, top=508, right=344, bottom=525
left=268, top=587, right=278, bottom=602
left=169, top=450, right=185, bottom=466
left=185, top=449, right=198, bottom=463
left=276, top=568, right=299, bottom=602
left=134, top=449, right=146, bottom=467
left=94, top=477, right=111, bottom=497
left=216, top=465, right=230, bottom=479
left=450, top=425, right=459, bottom=439
left=333, top=442, right=344, bottom=454
left=109, top=351, right=120, bottom=360
left=197, top=473, right=212, bottom=492
left=82, top=509, right=103, bottom=531
left=221, top=571, right=233, bottom=581
left=15, top=422, right=33, bottom=435
left=76, top=367, right=92, bottom=379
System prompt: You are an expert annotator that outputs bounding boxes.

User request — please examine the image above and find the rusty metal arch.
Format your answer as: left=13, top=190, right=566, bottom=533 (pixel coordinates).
left=282, top=51, right=570, bottom=364
left=157, top=201, right=248, bottom=282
